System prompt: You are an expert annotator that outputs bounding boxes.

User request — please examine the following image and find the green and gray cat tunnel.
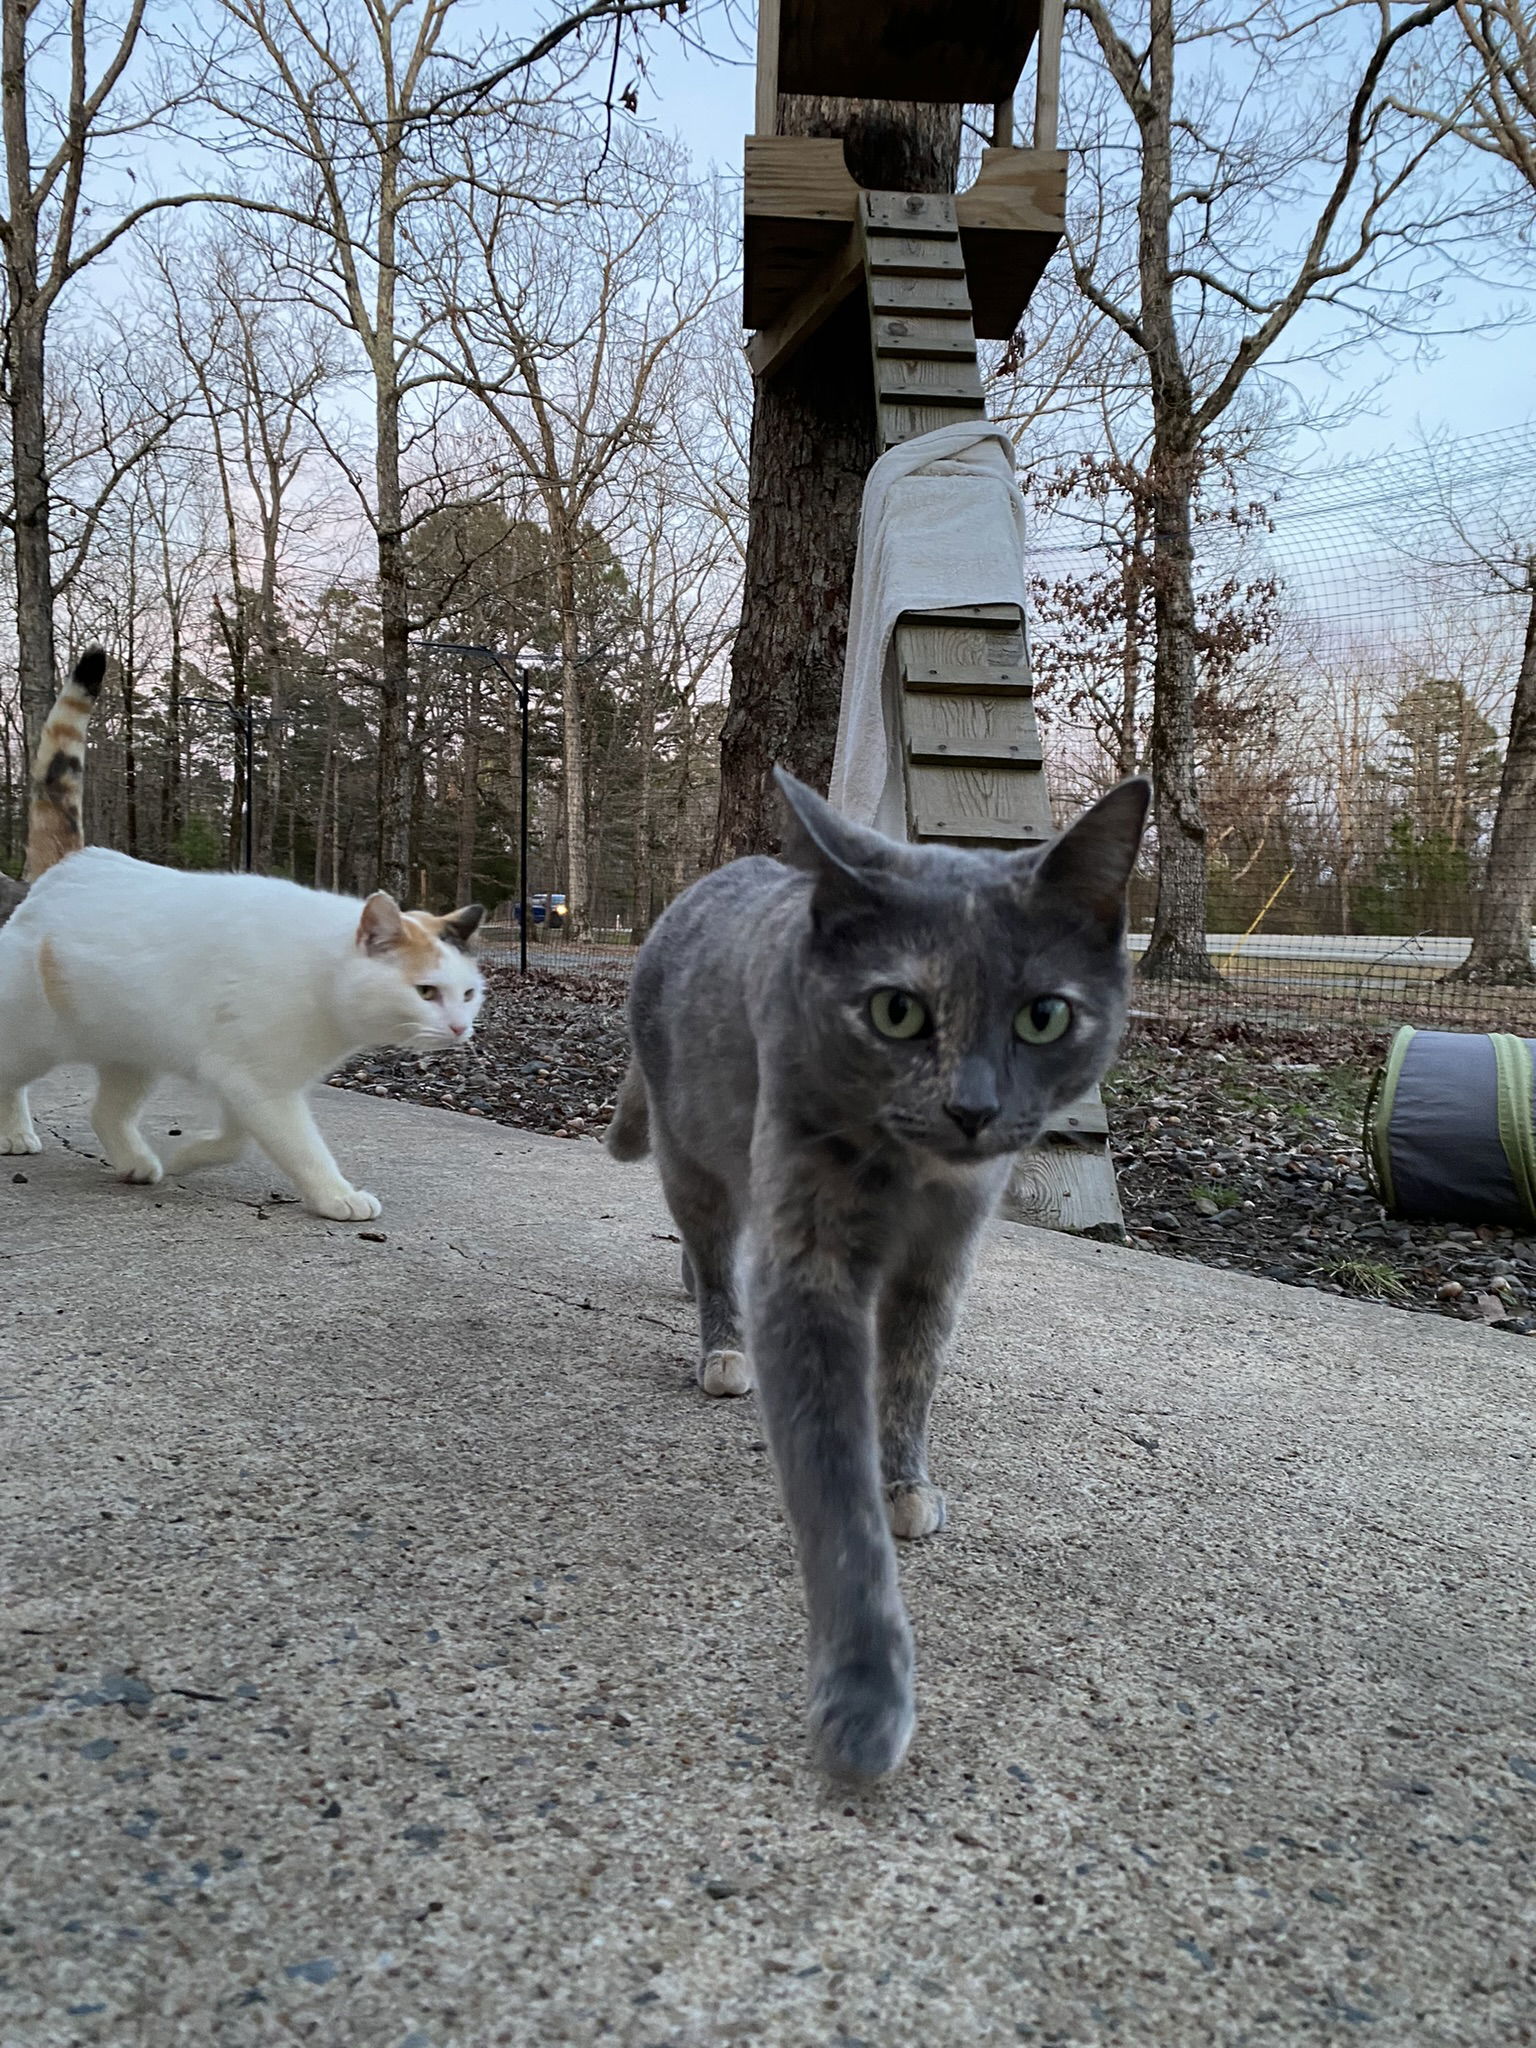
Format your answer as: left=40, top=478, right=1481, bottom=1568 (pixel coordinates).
left=1367, top=1026, right=1536, bottom=1226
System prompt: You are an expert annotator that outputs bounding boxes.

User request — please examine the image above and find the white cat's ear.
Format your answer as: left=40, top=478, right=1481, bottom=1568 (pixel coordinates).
left=438, top=903, right=485, bottom=951
left=774, top=767, right=895, bottom=893
left=1030, top=778, right=1151, bottom=924
left=357, top=891, right=406, bottom=954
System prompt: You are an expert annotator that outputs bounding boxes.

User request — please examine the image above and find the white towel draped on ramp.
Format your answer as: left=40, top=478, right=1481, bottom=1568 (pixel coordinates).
left=828, top=421, right=1030, bottom=839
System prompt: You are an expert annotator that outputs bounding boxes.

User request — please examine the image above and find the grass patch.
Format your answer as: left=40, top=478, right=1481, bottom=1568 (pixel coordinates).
left=1320, top=1257, right=1410, bottom=1301
left=1191, top=1183, right=1246, bottom=1210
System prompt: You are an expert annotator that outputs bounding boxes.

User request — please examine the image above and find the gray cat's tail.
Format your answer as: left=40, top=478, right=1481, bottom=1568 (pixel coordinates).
left=604, top=1061, right=651, bottom=1161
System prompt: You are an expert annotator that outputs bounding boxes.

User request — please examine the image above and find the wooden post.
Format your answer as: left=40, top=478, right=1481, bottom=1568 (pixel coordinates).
left=755, top=0, right=782, bottom=135
left=991, top=97, right=1012, bottom=148
left=1034, top=0, right=1064, bottom=152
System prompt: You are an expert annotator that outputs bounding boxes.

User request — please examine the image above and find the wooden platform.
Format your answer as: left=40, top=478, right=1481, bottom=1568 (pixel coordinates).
left=743, top=138, right=1065, bottom=342
left=771, top=0, right=1042, bottom=103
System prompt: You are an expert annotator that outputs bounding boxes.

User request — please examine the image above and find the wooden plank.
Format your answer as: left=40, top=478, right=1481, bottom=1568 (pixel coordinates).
left=1001, top=1138, right=1122, bottom=1234
left=874, top=315, right=978, bottom=358
left=956, top=148, right=1066, bottom=235
left=904, top=689, right=1042, bottom=765
left=902, top=602, right=1021, bottom=623
left=743, top=135, right=859, bottom=330
left=897, top=622, right=1026, bottom=676
left=868, top=275, right=974, bottom=318
left=864, top=191, right=958, bottom=236
left=907, top=762, right=1054, bottom=840
left=1034, top=0, right=1065, bottom=152
left=755, top=0, right=781, bottom=134
left=1046, top=1094, right=1110, bottom=1140
left=746, top=233, right=862, bottom=379
left=864, top=232, right=968, bottom=277
left=776, top=0, right=1041, bottom=105
left=901, top=663, right=1030, bottom=693
left=878, top=402, right=986, bottom=445
left=876, top=354, right=985, bottom=403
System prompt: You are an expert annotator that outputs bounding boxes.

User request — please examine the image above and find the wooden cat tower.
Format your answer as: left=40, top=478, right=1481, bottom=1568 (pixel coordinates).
left=743, top=0, right=1122, bottom=1235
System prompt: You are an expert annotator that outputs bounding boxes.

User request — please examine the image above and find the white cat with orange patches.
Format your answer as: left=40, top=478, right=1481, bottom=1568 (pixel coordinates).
left=0, top=658, right=485, bottom=1217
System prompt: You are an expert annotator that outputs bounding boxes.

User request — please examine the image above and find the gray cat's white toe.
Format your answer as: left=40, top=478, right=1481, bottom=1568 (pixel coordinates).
left=699, top=1349, right=754, bottom=1397
left=885, top=1482, right=947, bottom=1540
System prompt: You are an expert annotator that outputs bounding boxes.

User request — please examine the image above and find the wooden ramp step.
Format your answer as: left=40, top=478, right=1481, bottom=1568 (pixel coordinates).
left=856, top=208, right=1124, bottom=1234
left=860, top=193, right=987, bottom=447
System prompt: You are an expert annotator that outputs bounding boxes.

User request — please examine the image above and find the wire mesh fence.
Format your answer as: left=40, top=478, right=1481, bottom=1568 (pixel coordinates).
left=478, top=779, right=1536, bottom=1041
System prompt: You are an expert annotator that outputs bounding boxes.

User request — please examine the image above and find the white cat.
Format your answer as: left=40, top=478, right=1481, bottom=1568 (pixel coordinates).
left=0, top=849, right=486, bottom=1219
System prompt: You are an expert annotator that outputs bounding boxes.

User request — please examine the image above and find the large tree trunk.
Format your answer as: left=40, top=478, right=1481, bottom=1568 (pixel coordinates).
left=3, top=0, right=55, bottom=756
left=455, top=663, right=481, bottom=905
left=1451, top=567, right=1536, bottom=986
left=553, top=529, right=590, bottom=937
left=1133, top=0, right=1217, bottom=983
left=714, top=98, right=961, bottom=861
left=374, top=362, right=411, bottom=900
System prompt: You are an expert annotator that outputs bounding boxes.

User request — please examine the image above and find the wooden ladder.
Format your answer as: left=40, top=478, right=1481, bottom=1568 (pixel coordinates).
left=858, top=189, right=1124, bottom=1236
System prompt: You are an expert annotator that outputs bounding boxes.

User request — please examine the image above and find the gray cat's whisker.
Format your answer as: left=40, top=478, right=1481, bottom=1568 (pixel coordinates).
left=605, top=766, right=1149, bottom=1785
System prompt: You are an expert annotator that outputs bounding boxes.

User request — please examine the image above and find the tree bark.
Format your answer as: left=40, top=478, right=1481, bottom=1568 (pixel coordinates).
left=714, top=97, right=960, bottom=861
left=455, top=662, right=481, bottom=904
left=373, top=344, right=412, bottom=900
left=3, top=0, right=56, bottom=754
left=1131, top=0, right=1218, bottom=982
left=1451, top=565, right=1536, bottom=985
left=553, top=529, right=590, bottom=936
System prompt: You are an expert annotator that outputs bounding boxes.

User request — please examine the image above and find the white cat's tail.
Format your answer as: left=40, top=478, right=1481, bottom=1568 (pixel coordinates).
left=604, top=1060, right=651, bottom=1161
left=22, top=647, right=107, bottom=883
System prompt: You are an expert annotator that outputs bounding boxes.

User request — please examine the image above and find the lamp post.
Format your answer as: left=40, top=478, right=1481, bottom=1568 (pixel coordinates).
left=420, top=641, right=548, bottom=974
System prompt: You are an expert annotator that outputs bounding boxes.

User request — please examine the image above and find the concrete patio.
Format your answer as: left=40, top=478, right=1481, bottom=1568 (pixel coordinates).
left=2, top=1073, right=1532, bottom=2045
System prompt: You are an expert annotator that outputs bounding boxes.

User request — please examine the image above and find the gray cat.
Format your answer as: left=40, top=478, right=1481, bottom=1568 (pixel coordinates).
left=606, top=768, right=1149, bottom=1780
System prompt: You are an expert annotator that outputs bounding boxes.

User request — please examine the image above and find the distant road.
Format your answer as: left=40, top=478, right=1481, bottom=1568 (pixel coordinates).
left=1125, top=932, right=1530, bottom=968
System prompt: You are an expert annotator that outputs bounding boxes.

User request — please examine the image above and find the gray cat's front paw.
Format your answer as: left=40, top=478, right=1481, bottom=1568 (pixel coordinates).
left=885, top=1481, right=947, bottom=1541
left=699, top=1348, right=753, bottom=1397
left=810, top=1658, right=916, bottom=1781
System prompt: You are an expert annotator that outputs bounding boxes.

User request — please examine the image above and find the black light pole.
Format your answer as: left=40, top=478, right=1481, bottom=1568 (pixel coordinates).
left=421, top=642, right=533, bottom=974
left=185, top=696, right=259, bottom=872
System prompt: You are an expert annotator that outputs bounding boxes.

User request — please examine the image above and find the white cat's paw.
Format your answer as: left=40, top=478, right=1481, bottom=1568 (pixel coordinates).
left=308, top=1187, right=383, bottom=1221
left=699, top=1349, right=754, bottom=1398
left=117, top=1161, right=163, bottom=1186
left=0, top=1131, right=42, bottom=1156
left=885, top=1481, right=947, bottom=1541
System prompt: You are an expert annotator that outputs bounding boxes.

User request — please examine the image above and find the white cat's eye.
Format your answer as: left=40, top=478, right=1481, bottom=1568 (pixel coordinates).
left=418, top=985, right=440, bottom=1002
left=1015, top=995, right=1072, bottom=1044
left=868, top=988, right=930, bottom=1041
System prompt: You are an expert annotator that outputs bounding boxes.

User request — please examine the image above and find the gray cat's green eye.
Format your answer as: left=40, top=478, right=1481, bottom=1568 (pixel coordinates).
left=869, top=988, right=930, bottom=1041
left=1015, top=995, right=1072, bottom=1044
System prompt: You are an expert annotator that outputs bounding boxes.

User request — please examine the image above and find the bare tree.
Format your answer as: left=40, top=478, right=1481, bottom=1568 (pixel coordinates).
left=427, top=129, right=729, bottom=935
left=1066, top=0, right=1468, bottom=978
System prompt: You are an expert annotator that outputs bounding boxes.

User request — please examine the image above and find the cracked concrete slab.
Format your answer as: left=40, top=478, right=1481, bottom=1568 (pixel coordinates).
left=2, top=1071, right=1534, bottom=2046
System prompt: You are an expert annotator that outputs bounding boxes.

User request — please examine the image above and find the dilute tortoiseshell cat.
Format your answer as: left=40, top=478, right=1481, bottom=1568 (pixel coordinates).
left=607, top=767, right=1149, bottom=1779
left=0, top=649, right=486, bottom=1217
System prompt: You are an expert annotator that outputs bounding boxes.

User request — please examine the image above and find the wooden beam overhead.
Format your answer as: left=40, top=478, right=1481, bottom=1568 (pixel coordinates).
left=745, top=233, right=863, bottom=381
left=775, top=0, right=1041, bottom=105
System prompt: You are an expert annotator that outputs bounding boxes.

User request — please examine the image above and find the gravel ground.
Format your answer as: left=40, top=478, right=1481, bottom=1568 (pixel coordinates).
left=332, top=969, right=1536, bottom=1333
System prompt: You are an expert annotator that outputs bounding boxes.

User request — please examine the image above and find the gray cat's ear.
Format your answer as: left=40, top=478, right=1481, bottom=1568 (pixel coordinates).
left=1031, top=779, right=1150, bottom=923
left=774, top=767, right=894, bottom=893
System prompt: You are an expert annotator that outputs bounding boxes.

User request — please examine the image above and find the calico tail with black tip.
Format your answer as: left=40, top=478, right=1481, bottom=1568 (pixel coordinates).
left=22, top=648, right=107, bottom=883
